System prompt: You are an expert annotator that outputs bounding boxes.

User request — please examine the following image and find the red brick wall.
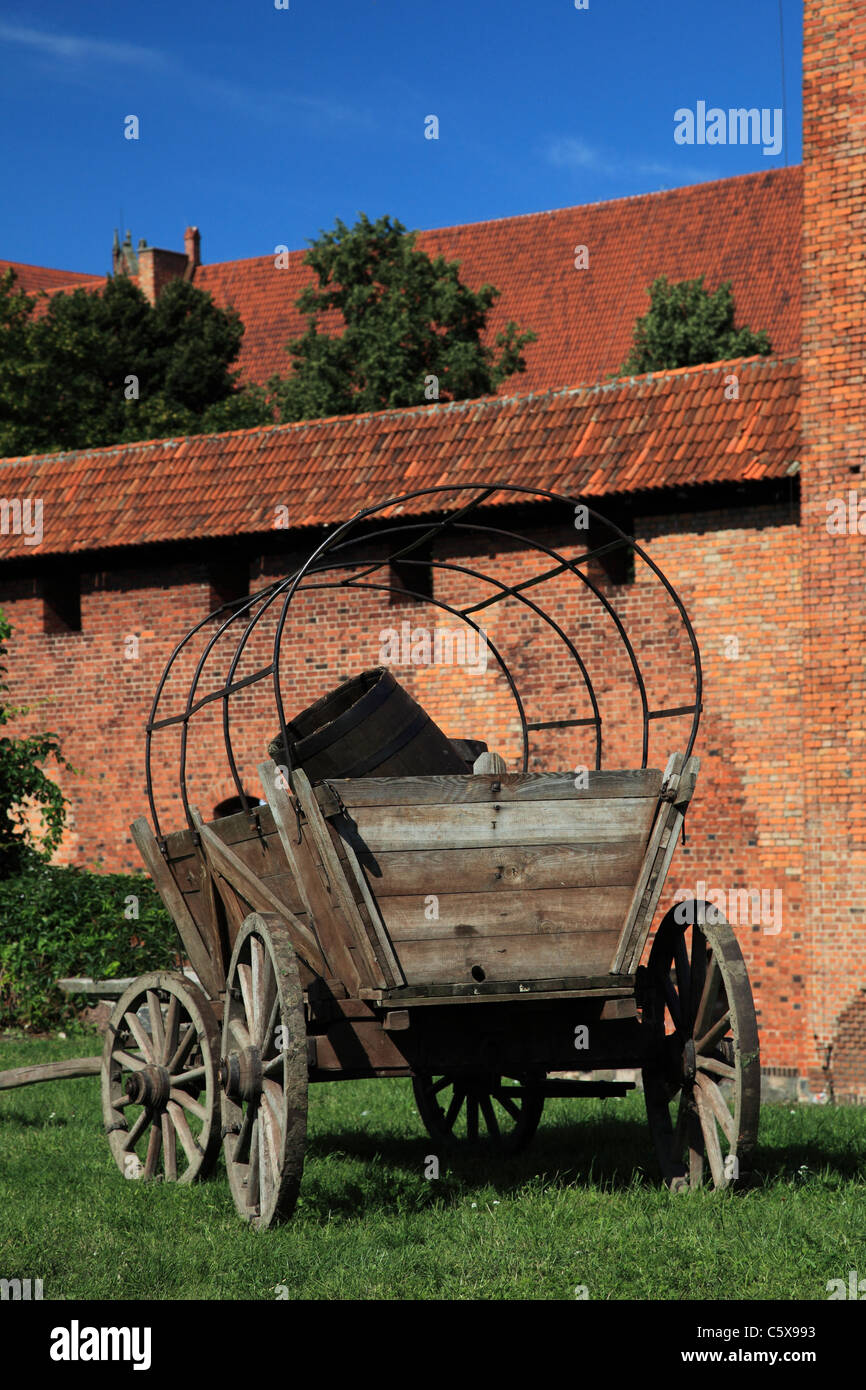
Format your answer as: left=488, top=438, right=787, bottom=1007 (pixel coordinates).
left=800, top=0, right=866, bottom=1098
left=0, top=500, right=812, bottom=1078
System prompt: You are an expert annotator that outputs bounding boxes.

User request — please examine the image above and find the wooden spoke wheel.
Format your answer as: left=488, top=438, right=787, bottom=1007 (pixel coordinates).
left=640, top=903, right=760, bottom=1191
left=102, top=972, right=220, bottom=1184
left=220, top=912, right=307, bottom=1229
left=413, top=1072, right=544, bottom=1155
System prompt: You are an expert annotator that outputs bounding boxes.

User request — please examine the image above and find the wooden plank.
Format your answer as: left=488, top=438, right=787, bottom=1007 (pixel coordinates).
left=355, top=840, right=647, bottom=898
left=329, top=830, right=405, bottom=988
left=381, top=974, right=635, bottom=1005
left=258, top=759, right=362, bottom=988
left=610, top=754, right=683, bottom=974
left=342, top=796, right=658, bottom=853
left=624, top=755, right=701, bottom=972
left=310, top=1019, right=410, bottom=1074
left=193, top=816, right=327, bottom=977
left=380, top=885, right=632, bottom=941
left=376, top=840, right=644, bottom=899
left=395, top=930, right=621, bottom=984
left=0, top=1056, right=101, bottom=1090
left=130, top=817, right=225, bottom=998
left=290, top=768, right=387, bottom=992
left=318, top=768, right=663, bottom=810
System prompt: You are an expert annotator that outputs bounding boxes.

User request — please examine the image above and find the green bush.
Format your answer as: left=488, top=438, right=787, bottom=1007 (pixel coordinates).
left=0, top=864, right=181, bottom=1032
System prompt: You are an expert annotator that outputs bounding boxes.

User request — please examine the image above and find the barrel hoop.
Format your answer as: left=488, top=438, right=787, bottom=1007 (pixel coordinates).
left=292, top=669, right=396, bottom=762
left=338, top=709, right=431, bottom=778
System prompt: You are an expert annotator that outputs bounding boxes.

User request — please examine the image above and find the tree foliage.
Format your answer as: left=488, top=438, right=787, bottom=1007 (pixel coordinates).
left=0, top=270, right=271, bottom=457
left=0, top=607, right=70, bottom=877
left=613, top=275, right=771, bottom=377
left=267, top=213, right=537, bottom=421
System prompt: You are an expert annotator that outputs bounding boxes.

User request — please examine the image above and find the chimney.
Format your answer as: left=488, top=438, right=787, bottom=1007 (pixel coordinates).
left=801, top=1, right=866, bottom=1093
left=184, top=226, right=201, bottom=276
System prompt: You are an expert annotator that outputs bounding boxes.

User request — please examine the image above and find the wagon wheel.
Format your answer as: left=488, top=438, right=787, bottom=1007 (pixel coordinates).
left=102, top=972, right=220, bottom=1184
left=413, top=1072, right=544, bottom=1155
left=220, top=912, right=308, bottom=1229
left=640, top=903, right=760, bottom=1191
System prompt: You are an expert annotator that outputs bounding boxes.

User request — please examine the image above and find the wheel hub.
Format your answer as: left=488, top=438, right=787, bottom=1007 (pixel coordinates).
left=219, top=1047, right=262, bottom=1103
left=125, top=1064, right=171, bottom=1110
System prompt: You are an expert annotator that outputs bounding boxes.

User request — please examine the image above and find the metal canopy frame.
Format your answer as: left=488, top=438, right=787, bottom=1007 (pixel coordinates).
left=144, top=483, right=702, bottom=848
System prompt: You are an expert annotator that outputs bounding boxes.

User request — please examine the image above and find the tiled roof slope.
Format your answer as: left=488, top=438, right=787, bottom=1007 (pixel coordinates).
left=196, top=167, right=802, bottom=394
left=0, top=260, right=105, bottom=294
left=0, top=355, right=799, bottom=561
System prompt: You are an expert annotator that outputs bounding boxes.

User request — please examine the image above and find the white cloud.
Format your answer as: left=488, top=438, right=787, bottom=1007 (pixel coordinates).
left=545, top=135, right=718, bottom=184
left=0, top=22, right=167, bottom=69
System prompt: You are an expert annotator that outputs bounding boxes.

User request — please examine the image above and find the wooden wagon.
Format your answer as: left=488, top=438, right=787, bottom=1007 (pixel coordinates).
left=8, top=484, right=762, bottom=1226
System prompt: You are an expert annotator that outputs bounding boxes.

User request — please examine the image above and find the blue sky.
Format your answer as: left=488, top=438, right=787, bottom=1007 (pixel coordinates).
left=0, top=0, right=802, bottom=274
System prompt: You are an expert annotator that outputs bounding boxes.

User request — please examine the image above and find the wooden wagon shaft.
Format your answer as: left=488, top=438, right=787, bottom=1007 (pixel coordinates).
left=287, top=767, right=390, bottom=992
left=0, top=1056, right=101, bottom=1091
left=191, top=813, right=327, bottom=977
left=611, top=754, right=700, bottom=974
left=130, top=816, right=226, bottom=998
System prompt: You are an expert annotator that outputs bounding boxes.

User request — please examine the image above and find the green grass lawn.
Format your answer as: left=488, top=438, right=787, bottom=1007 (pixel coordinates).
left=1, top=1035, right=864, bottom=1301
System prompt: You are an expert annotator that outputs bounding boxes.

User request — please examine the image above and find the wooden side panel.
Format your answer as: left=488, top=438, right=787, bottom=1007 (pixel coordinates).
left=356, top=840, right=647, bottom=897
left=394, top=931, right=619, bottom=982
left=322, top=768, right=663, bottom=809
left=380, top=885, right=632, bottom=939
left=327, top=773, right=667, bottom=989
left=344, top=797, right=657, bottom=853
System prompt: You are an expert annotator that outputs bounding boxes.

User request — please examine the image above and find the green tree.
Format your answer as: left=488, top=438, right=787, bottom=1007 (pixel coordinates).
left=612, top=275, right=771, bottom=377
left=267, top=213, right=537, bottom=421
left=0, top=607, right=70, bottom=877
left=0, top=270, right=271, bottom=457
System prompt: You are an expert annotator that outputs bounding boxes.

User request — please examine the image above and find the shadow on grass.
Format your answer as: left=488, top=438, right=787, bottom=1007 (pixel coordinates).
left=301, top=1115, right=866, bottom=1216
left=302, top=1114, right=659, bottom=1212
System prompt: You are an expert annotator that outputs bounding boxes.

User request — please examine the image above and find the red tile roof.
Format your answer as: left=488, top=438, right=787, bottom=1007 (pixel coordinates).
left=0, top=260, right=106, bottom=295
left=0, top=355, right=799, bottom=561
left=196, top=167, right=802, bottom=394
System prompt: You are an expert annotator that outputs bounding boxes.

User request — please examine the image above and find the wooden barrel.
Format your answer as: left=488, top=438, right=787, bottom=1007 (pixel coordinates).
left=268, top=667, right=471, bottom=782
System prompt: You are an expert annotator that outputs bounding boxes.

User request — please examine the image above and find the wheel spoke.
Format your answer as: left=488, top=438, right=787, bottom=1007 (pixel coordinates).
left=161, top=1112, right=177, bottom=1181
left=262, top=1078, right=284, bottom=1134
left=261, top=990, right=280, bottom=1058
left=490, top=1085, right=521, bottom=1122
left=166, top=1023, right=197, bottom=1075
left=695, top=1008, right=731, bottom=1055
left=694, top=1083, right=726, bottom=1187
left=143, top=1119, right=162, bottom=1179
left=162, top=993, right=181, bottom=1065
left=697, top=1074, right=737, bottom=1146
left=443, top=1087, right=465, bottom=1131
left=172, top=1064, right=207, bottom=1087
left=697, top=1054, right=736, bottom=1080
left=122, top=1108, right=151, bottom=1151
left=166, top=1100, right=202, bottom=1167
left=125, top=1011, right=155, bottom=1063
left=247, top=1115, right=261, bottom=1211
left=466, top=1095, right=479, bottom=1143
left=479, top=1092, right=500, bottom=1142
left=687, top=1103, right=704, bottom=1187
left=237, top=962, right=255, bottom=1037
left=673, top=934, right=691, bottom=1019
left=693, top=954, right=722, bottom=1042
left=230, top=1016, right=253, bottom=1050
left=663, top=973, right=683, bottom=1032
left=146, top=991, right=165, bottom=1060
left=233, top=1103, right=255, bottom=1164
left=114, top=1049, right=146, bottom=1073
left=432, top=1076, right=453, bottom=1096
left=169, top=1087, right=209, bottom=1122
